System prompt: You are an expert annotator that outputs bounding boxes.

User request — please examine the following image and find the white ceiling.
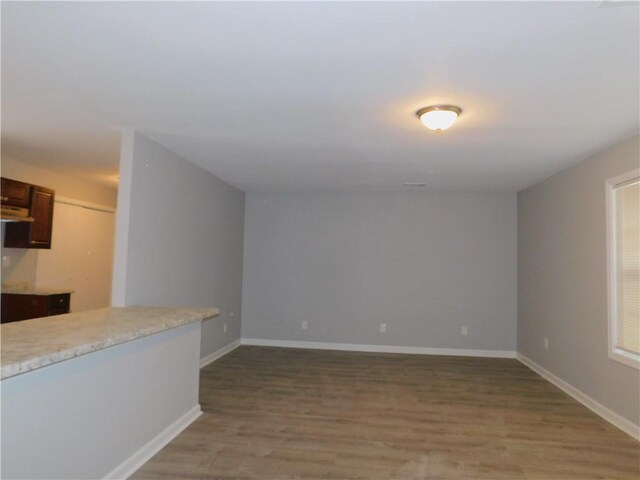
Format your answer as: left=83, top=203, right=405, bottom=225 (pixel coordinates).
left=2, top=1, right=639, bottom=192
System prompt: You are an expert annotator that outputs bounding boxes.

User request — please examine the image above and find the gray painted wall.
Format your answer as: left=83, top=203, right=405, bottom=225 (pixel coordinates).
left=242, top=191, right=517, bottom=351
left=116, top=132, right=245, bottom=358
left=518, top=134, right=640, bottom=426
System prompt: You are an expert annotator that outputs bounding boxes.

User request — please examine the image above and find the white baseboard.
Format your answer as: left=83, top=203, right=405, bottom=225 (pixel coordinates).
left=200, top=339, right=241, bottom=368
left=517, top=353, right=639, bottom=441
left=103, top=405, right=202, bottom=480
left=241, top=338, right=516, bottom=358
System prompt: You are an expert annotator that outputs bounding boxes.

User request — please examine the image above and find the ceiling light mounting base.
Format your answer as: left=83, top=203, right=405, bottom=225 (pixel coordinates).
left=416, top=105, right=462, bottom=117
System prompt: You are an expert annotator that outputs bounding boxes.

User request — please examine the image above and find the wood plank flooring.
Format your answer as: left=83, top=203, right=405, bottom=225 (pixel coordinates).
left=132, top=346, right=639, bottom=479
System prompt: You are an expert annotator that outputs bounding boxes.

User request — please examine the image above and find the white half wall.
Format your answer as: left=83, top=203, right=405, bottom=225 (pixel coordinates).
left=1, top=322, right=201, bottom=480
left=242, top=191, right=517, bottom=351
left=112, top=131, right=245, bottom=359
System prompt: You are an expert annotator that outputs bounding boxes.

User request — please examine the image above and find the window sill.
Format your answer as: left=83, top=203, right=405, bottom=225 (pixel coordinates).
left=609, top=348, right=640, bottom=370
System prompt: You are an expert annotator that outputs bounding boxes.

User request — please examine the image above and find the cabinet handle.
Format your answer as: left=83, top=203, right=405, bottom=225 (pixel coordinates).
left=0, top=196, right=8, bottom=201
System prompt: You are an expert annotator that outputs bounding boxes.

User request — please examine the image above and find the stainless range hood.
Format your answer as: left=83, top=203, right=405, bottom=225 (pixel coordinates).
left=1, top=206, right=34, bottom=223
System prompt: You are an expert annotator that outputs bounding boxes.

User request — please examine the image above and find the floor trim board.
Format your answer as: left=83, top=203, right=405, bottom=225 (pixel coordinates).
left=200, top=339, right=241, bottom=368
left=103, top=405, right=202, bottom=480
left=241, top=338, right=516, bottom=358
left=517, top=353, right=639, bottom=441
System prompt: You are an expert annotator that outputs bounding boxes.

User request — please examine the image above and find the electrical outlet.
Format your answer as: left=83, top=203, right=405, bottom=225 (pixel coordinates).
left=301, top=320, right=308, bottom=330
left=544, top=337, right=549, bottom=350
left=230, top=312, right=235, bottom=317
left=461, top=326, right=468, bottom=336
left=380, top=323, right=387, bottom=333
left=2, top=256, right=10, bottom=267
left=223, top=323, right=227, bottom=334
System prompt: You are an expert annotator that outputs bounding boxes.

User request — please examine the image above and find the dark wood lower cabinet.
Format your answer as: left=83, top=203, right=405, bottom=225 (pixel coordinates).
left=1, top=293, right=71, bottom=324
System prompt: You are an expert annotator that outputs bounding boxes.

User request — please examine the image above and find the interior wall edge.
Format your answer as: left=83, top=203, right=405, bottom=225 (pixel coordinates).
left=113, top=130, right=245, bottom=360
left=110, top=129, right=135, bottom=307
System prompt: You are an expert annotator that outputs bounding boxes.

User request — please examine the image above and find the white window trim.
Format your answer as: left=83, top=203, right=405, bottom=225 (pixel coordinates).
left=606, top=168, right=640, bottom=370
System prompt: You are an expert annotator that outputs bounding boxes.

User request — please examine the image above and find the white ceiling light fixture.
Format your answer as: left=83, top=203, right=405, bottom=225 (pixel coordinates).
left=416, top=105, right=462, bottom=133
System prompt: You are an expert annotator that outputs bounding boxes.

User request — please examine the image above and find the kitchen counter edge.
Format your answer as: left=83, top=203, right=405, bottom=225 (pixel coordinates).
left=0, top=306, right=219, bottom=380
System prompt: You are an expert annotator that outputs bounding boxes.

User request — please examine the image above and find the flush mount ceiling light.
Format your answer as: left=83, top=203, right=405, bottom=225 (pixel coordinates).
left=416, top=105, right=462, bottom=133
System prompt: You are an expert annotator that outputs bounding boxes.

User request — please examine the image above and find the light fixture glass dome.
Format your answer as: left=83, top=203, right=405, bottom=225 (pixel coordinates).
left=417, top=105, right=462, bottom=132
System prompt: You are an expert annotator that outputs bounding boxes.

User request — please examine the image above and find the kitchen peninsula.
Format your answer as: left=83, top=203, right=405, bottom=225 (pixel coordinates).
left=1, top=306, right=218, bottom=479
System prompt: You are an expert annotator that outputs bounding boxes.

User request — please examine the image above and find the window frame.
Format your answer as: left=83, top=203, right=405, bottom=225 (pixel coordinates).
left=606, top=168, right=640, bottom=370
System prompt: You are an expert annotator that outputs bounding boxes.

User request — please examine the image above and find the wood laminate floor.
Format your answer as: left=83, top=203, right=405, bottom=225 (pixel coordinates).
left=132, top=346, right=639, bottom=480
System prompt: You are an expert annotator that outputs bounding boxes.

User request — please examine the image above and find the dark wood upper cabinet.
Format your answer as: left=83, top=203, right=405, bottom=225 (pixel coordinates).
left=28, top=187, right=55, bottom=247
left=3, top=179, right=55, bottom=249
left=1, top=178, right=31, bottom=208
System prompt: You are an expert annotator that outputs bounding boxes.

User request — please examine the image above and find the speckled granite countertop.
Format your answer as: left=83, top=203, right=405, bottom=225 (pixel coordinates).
left=1, top=283, right=74, bottom=295
left=0, top=306, right=218, bottom=379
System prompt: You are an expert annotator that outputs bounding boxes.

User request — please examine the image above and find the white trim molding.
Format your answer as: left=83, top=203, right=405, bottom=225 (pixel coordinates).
left=56, top=195, right=116, bottom=214
left=605, top=168, right=640, bottom=370
left=517, top=353, right=640, bottom=441
left=111, top=129, right=135, bottom=307
left=241, top=338, right=516, bottom=358
left=200, top=339, right=241, bottom=368
left=103, top=405, right=202, bottom=480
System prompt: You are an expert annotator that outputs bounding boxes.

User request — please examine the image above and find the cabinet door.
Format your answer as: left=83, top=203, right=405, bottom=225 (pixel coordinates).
left=1, top=295, right=49, bottom=323
left=29, top=187, right=55, bottom=248
left=1, top=178, right=31, bottom=208
left=47, top=294, right=70, bottom=313
left=3, top=183, right=55, bottom=249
